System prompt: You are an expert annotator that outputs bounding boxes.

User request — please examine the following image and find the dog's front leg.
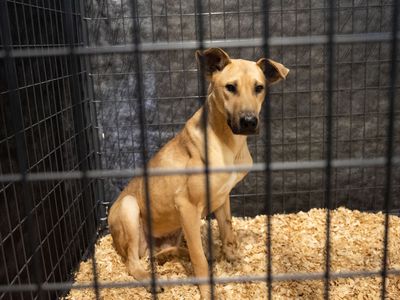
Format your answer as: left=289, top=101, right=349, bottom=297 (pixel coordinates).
left=215, top=197, right=237, bottom=261
left=175, top=195, right=214, bottom=299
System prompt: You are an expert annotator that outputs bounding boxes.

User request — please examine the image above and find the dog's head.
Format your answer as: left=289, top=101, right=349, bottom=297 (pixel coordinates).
left=196, top=48, right=289, bottom=135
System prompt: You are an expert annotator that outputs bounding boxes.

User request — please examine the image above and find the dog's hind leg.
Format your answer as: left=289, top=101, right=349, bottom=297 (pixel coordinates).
left=109, top=195, right=149, bottom=281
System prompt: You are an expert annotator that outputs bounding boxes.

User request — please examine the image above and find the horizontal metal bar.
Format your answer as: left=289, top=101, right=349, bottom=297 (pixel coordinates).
left=0, top=268, right=399, bottom=293
left=0, top=32, right=398, bottom=58
left=0, top=156, right=399, bottom=183
left=82, top=4, right=396, bottom=20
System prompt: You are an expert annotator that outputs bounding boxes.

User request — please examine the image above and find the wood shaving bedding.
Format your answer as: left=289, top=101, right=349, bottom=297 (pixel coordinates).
left=64, top=207, right=400, bottom=299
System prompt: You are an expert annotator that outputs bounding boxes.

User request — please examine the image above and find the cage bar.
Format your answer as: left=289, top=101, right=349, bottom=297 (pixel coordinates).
left=260, top=0, right=272, bottom=298
left=128, top=0, right=158, bottom=297
left=381, top=0, right=399, bottom=299
left=195, top=0, right=215, bottom=298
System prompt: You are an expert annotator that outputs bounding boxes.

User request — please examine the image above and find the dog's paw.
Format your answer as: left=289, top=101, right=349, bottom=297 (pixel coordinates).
left=223, top=243, right=236, bottom=262
left=199, top=285, right=219, bottom=300
left=128, top=264, right=165, bottom=293
left=146, top=284, right=164, bottom=294
left=222, top=237, right=238, bottom=262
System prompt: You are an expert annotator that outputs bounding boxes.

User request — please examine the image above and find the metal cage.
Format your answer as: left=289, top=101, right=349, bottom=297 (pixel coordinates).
left=0, top=0, right=399, bottom=299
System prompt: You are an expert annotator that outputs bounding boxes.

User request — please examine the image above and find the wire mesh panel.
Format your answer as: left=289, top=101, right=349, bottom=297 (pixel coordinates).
left=87, top=0, right=400, bottom=216
left=0, top=1, right=100, bottom=299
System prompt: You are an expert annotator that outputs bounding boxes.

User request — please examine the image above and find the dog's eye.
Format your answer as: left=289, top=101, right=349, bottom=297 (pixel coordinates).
left=225, top=84, right=236, bottom=93
left=255, top=85, right=264, bottom=94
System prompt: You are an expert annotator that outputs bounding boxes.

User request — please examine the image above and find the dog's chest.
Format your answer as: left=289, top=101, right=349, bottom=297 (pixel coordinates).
left=216, top=172, right=237, bottom=196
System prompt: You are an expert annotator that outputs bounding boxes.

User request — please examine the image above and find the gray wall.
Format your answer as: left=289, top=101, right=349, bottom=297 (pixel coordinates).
left=85, top=0, right=400, bottom=216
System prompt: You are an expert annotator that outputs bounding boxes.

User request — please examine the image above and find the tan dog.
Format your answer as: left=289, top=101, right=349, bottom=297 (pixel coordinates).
left=108, top=48, right=289, bottom=299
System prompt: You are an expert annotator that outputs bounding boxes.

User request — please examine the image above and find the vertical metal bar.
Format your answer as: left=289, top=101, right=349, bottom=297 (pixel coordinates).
left=0, top=1, right=43, bottom=299
left=22, top=1, right=53, bottom=292
left=46, top=3, right=73, bottom=281
left=261, top=0, right=272, bottom=299
left=237, top=0, right=245, bottom=216
left=79, top=0, right=106, bottom=231
left=294, top=0, right=299, bottom=213
left=178, top=0, right=187, bottom=131
left=77, top=2, right=98, bottom=240
left=129, top=0, right=157, bottom=297
left=380, top=0, right=399, bottom=299
left=222, top=0, right=226, bottom=40
left=102, top=0, right=123, bottom=173
left=0, top=231, right=10, bottom=287
left=11, top=6, right=39, bottom=295
left=308, top=0, right=312, bottom=211
left=280, top=0, right=286, bottom=213
left=333, top=1, right=340, bottom=211
left=348, top=0, right=355, bottom=208
left=361, top=2, right=369, bottom=210
left=195, top=0, right=215, bottom=298
left=163, top=0, right=174, bottom=140
left=251, top=0, right=259, bottom=215
left=373, top=1, right=384, bottom=215
left=35, top=2, right=63, bottom=286
left=148, top=0, right=165, bottom=165
left=0, top=160, right=11, bottom=290
left=121, top=0, right=127, bottom=44
left=62, top=1, right=100, bottom=299
left=207, top=0, right=211, bottom=40
left=324, top=0, right=336, bottom=299
left=1, top=143, right=27, bottom=298
left=54, top=11, right=82, bottom=272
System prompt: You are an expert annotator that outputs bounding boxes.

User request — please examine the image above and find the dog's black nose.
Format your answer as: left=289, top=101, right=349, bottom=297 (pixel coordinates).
left=240, top=114, right=258, bottom=131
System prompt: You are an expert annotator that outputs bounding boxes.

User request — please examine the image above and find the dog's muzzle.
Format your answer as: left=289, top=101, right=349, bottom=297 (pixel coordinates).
left=228, top=112, right=259, bottom=135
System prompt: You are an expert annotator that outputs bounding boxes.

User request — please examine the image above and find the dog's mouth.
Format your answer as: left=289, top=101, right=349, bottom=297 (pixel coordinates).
left=227, top=116, right=260, bottom=136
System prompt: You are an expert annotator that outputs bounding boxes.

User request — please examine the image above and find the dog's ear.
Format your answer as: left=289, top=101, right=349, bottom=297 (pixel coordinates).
left=256, top=58, right=289, bottom=84
left=196, top=48, right=231, bottom=78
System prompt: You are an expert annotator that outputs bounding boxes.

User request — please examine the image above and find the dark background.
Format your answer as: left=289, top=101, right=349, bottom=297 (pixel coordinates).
left=86, top=0, right=400, bottom=216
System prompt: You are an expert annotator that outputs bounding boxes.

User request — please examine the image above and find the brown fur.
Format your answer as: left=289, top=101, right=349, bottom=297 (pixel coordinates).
left=108, top=48, right=289, bottom=299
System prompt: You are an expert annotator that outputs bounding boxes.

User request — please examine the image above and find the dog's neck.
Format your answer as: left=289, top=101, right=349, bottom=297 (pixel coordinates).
left=205, top=93, right=248, bottom=151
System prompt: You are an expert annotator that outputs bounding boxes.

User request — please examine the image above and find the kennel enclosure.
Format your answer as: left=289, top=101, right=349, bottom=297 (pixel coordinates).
left=0, top=0, right=399, bottom=299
